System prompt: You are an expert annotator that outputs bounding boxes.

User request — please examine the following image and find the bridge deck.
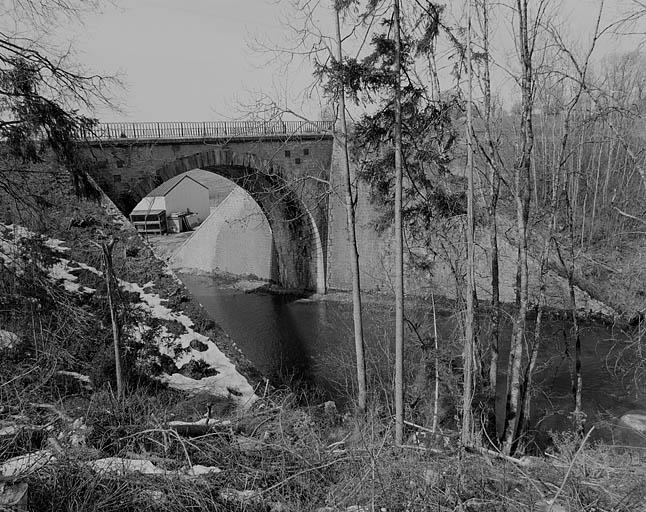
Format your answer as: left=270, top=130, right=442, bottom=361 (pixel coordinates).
left=79, top=120, right=334, bottom=142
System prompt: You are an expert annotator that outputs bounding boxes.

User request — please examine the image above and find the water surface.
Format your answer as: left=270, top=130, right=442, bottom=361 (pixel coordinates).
left=179, top=273, right=645, bottom=441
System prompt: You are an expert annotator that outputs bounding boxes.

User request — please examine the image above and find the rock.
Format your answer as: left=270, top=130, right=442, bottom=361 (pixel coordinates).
left=619, top=411, right=646, bottom=432
left=178, top=359, right=218, bottom=379
left=189, top=339, right=209, bottom=352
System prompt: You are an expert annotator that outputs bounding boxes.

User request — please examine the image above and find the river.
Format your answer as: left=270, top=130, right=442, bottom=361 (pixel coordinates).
left=178, top=272, right=645, bottom=443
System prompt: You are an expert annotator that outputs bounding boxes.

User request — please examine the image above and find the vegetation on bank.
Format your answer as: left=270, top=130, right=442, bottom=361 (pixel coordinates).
left=0, top=177, right=644, bottom=511
left=6, top=385, right=646, bottom=512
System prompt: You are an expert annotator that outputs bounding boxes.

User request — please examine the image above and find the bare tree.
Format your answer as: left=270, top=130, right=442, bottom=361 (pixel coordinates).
left=502, top=0, right=536, bottom=456
left=334, top=0, right=367, bottom=413
left=393, top=0, right=405, bottom=446
left=461, top=0, right=477, bottom=447
left=101, top=238, right=124, bottom=400
left=473, top=0, right=502, bottom=444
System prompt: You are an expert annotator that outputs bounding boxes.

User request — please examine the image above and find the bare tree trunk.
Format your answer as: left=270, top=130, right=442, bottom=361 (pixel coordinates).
left=462, top=0, right=477, bottom=448
left=431, top=293, right=440, bottom=434
left=589, top=136, right=605, bottom=240
left=518, top=113, right=561, bottom=443
left=556, top=240, right=583, bottom=434
left=429, top=39, right=441, bottom=103
left=393, top=0, right=405, bottom=447
left=479, top=0, right=500, bottom=444
left=334, top=4, right=367, bottom=413
left=102, top=239, right=124, bottom=400
left=502, top=0, right=533, bottom=456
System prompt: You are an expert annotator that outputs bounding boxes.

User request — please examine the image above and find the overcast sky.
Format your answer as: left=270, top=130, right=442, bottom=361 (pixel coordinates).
left=54, top=0, right=646, bottom=123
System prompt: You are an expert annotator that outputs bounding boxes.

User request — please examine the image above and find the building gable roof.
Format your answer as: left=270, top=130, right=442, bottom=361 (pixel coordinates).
left=146, top=173, right=209, bottom=198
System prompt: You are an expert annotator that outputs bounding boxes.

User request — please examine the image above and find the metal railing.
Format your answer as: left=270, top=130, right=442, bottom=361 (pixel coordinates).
left=79, top=120, right=334, bottom=141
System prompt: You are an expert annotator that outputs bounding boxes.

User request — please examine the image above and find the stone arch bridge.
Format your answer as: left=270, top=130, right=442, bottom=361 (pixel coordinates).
left=81, top=120, right=622, bottom=313
left=84, top=121, right=338, bottom=293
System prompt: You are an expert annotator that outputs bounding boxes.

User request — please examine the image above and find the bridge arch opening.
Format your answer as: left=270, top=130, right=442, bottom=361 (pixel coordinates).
left=166, top=171, right=276, bottom=283
left=131, top=150, right=326, bottom=293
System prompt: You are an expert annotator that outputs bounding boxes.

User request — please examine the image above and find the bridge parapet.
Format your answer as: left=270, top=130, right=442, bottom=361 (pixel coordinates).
left=80, top=120, right=334, bottom=142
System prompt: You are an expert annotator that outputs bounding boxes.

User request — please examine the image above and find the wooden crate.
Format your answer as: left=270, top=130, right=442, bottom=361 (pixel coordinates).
left=129, top=209, right=167, bottom=234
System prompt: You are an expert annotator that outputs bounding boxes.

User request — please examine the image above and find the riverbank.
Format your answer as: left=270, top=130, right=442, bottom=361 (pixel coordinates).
left=170, top=265, right=621, bottom=331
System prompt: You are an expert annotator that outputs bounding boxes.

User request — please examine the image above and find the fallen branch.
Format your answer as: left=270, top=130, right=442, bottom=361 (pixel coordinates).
left=549, top=426, right=595, bottom=511
left=613, top=206, right=646, bottom=226
left=465, top=445, right=533, bottom=466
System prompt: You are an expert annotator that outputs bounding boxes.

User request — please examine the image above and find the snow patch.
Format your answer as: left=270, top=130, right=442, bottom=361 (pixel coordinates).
left=90, top=458, right=166, bottom=476
left=56, top=370, right=91, bottom=384
left=0, top=330, right=19, bottom=349
left=0, top=451, right=54, bottom=478
left=121, top=280, right=257, bottom=407
left=49, top=259, right=95, bottom=293
left=1, top=222, right=257, bottom=408
left=89, top=457, right=221, bottom=478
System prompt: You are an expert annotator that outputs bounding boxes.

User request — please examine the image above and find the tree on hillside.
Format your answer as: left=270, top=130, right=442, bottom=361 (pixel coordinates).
left=0, top=0, right=113, bottom=205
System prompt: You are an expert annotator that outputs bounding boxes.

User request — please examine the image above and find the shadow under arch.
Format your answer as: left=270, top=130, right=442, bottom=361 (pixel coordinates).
left=131, top=148, right=326, bottom=293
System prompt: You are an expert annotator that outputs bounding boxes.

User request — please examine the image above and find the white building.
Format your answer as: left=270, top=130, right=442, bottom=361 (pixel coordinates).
left=131, top=172, right=210, bottom=229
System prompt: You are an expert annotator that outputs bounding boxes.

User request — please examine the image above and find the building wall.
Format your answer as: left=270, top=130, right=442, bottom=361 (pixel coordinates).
left=164, top=178, right=210, bottom=226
